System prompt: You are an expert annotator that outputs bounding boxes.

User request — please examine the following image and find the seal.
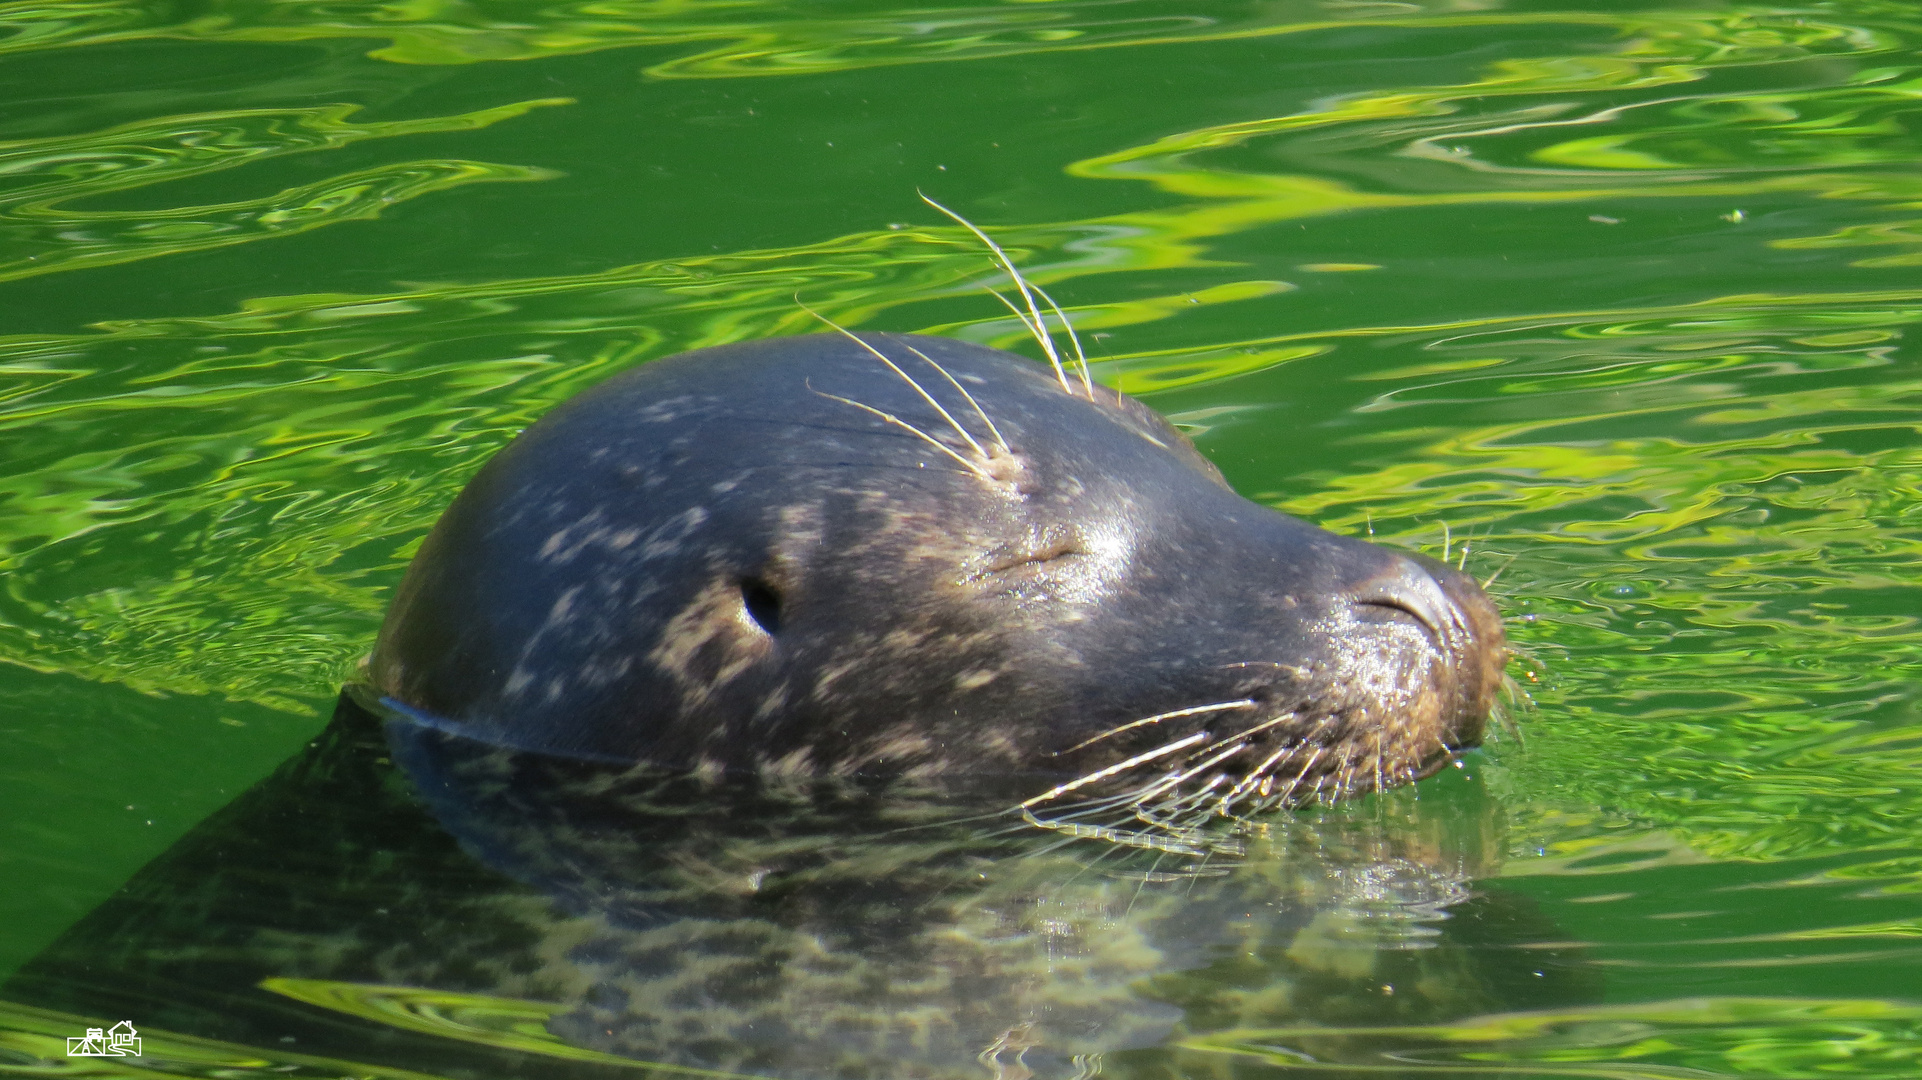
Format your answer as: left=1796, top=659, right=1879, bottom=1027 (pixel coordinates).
left=369, top=310, right=1507, bottom=836
left=11, top=243, right=1540, bottom=1080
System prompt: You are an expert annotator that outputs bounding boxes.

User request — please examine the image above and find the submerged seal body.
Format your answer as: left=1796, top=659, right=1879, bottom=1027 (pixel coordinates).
left=13, top=697, right=1595, bottom=1080
left=372, top=331, right=1506, bottom=820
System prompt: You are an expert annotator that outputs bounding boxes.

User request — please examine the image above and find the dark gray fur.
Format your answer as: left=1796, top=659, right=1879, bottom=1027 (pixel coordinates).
left=372, top=333, right=1505, bottom=810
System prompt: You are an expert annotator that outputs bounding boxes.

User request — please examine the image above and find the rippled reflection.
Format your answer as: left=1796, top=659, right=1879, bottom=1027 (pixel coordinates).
left=0, top=99, right=565, bottom=282
left=2, top=0, right=1919, bottom=1074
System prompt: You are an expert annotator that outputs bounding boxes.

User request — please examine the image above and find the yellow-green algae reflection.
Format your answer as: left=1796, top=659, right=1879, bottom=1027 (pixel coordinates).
left=0, top=99, right=568, bottom=282
left=0, top=0, right=1897, bottom=73
left=1, top=0, right=1920, bottom=1074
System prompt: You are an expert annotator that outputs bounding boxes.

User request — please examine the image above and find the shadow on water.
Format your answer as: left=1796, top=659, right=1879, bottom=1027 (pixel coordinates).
left=8, top=693, right=1592, bottom=1079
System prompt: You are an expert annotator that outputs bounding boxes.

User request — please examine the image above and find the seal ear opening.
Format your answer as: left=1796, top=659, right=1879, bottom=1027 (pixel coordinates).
left=741, top=578, right=783, bottom=635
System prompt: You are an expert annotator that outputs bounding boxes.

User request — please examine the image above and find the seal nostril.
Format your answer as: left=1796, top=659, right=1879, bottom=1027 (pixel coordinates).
left=1353, top=560, right=1457, bottom=640
left=741, top=578, right=782, bottom=635
left=1360, top=598, right=1431, bottom=633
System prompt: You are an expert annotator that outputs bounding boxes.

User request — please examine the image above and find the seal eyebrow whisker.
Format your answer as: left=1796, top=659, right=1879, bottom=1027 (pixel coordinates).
left=808, top=383, right=993, bottom=481
left=920, top=192, right=1076, bottom=395
left=1026, top=278, right=1096, bottom=398
left=1054, top=699, right=1256, bottom=756
left=980, top=283, right=1074, bottom=394
left=901, top=341, right=1010, bottom=454
left=796, top=298, right=990, bottom=461
left=1019, top=730, right=1209, bottom=809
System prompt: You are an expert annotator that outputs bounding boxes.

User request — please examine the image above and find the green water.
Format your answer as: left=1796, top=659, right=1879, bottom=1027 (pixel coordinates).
left=2, top=0, right=1919, bottom=1075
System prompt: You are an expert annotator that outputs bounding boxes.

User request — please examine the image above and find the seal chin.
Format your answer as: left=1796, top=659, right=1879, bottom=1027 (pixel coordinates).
left=370, top=331, right=1508, bottom=825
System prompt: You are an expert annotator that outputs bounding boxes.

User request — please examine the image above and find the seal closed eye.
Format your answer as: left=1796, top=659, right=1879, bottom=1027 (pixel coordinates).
left=369, top=329, right=1507, bottom=829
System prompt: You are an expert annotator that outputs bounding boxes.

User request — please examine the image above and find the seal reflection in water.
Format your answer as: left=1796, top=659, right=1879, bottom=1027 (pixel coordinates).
left=14, top=219, right=1531, bottom=1080
left=15, top=698, right=1591, bottom=1080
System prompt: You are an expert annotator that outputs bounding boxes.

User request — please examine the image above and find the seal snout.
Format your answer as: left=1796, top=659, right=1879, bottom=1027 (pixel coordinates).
left=1345, top=550, right=1507, bottom=758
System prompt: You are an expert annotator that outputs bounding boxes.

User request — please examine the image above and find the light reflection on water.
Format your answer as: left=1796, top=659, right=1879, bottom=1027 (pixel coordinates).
left=1, top=0, right=1919, bottom=1075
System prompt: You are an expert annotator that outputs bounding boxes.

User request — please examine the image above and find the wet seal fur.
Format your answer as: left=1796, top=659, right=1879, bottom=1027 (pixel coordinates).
left=371, top=325, right=1507, bottom=842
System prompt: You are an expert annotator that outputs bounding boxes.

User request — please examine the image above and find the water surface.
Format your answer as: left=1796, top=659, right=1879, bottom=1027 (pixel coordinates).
left=2, top=0, right=1919, bottom=1076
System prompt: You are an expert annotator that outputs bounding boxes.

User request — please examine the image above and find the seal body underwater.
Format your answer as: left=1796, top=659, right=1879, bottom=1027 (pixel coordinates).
left=372, top=330, right=1507, bottom=818
left=14, top=696, right=1596, bottom=1080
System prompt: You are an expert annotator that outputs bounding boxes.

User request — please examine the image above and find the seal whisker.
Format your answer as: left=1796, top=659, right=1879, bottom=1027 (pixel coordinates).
left=901, top=341, right=1011, bottom=455
left=1123, top=762, right=1242, bottom=835
left=1422, top=730, right=1455, bottom=779
left=1492, top=679, right=1526, bottom=745
left=920, top=192, right=1075, bottom=394
left=1024, top=792, right=1153, bottom=839
left=1141, top=771, right=1230, bottom=819
left=1020, top=731, right=1210, bottom=809
left=1374, top=729, right=1387, bottom=797
left=1126, top=853, right=1169, bottom=914
left=979, top=283, right=1073, bottom=394
left=1501, top=666, right=1535, bottom=704
left=1055, top=699, right=1256, bottom=756
left=1128, top=740, right=1249, bottom=809
left=1134, top=773, right=1227, bottom=823
left=1275, top=746, right=1325, bottom=805
left=1216, top=736, right=1301, bottom=813
left=808, top=386, right=994, bottom=481
left=1220, top=660, right=1313, bottom=680
left=1018, top=807, right=1208, bottom=855
left=1028, top=788, right=1142, bottom=821
left=1051, top=835, right=1157, bottom=892
left=1026, top=278, right=1095, bottom=398
left=1221, top=709, right=1300, bottom=745
left=1481, top=551, right=1521, bottom=591
left=796, top=300, right=991, bottom=461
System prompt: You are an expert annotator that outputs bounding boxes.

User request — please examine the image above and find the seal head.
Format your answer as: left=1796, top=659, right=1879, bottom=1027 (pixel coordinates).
left=371, top=332, right=1505, bottom=813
